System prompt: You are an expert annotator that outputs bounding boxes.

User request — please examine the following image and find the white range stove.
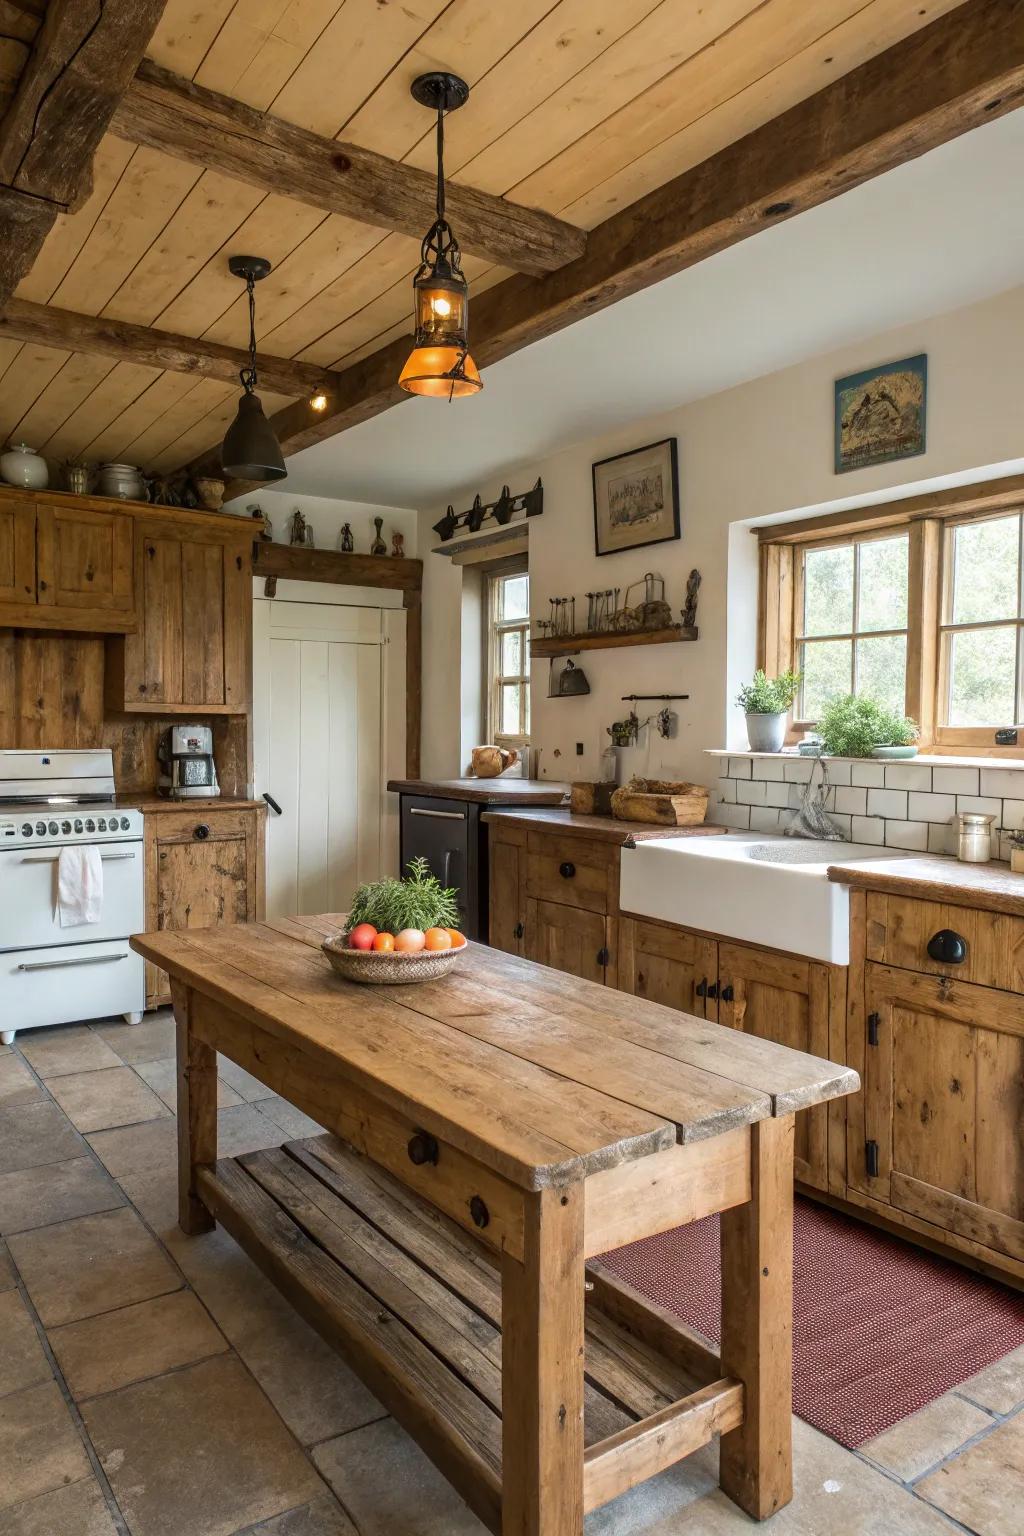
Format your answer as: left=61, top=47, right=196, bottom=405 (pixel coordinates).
left=0, top=749, right=145, bottom=1045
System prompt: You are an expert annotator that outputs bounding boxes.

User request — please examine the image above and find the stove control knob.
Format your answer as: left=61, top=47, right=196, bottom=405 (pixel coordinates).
left=48, top=820, right=58, bottom=835
left=21, top=823, right=32, bottom=836
left=74, top=819, right=83, bottom=834
left=35, top=821, right=45, bottom=836
left=60, top=820, right=71, bottom=835
left=85, top=818, right=95, bottom=832
left=119, top=816, right=130, bottom=831
left=97, top=818, right=107, bottom=831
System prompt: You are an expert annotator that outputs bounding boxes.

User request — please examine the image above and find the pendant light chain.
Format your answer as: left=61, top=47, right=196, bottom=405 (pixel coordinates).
left=435, top=101, right=446, bottom=226
left=240, top=273, right=258, bottom=395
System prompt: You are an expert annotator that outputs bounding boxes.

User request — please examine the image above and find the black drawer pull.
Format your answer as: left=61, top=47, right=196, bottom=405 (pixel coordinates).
left=719, top=983, right=734, bottom=1003
left=469, top=1195, right=490, bottom=1229
left=193, top=824, right=210, bottom=841
left=513, top=922, right=524, bottom=939
left=926, top=929, right=967, bottom=965
left=407, top=1131, right=439, bottom=1167
left=558, top=861, right=576, bottom=879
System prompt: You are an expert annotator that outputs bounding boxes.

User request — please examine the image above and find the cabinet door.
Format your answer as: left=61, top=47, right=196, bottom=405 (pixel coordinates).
left=489, top=832, right=525, bottom=955
left=0, top=498, right=36, bottom=607
left=36, top=504, right=132, bottom=621
left=619, top=917, right=716, bottom=1018
left=717, top=942, right=830, bottom=1190
left=525, top=897, right=609, bottom=985
left=857, top=963, right=1024, bottom=1265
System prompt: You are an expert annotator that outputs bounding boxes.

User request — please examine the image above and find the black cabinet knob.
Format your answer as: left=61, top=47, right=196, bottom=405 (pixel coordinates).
left=926, top=929, right=967, bottom=965
left=695, top=978, right=708, bottom=998
left=720, top=983, right=734, bottom=1003
left=558, top=861, right=576, bottom=879
left=407, top=1131, right=439, bottom=1166
left=513, top=922, right=524, bottom=939
left=193, top=824, right=210, bottom=840
left=469, top=1195, right=490, bottom=1229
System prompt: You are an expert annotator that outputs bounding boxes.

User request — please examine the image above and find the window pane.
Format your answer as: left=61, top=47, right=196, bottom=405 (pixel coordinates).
left=857, top=536, right=908, bottom=632
left=800, top=639, right=852, bottom=718
left=501, top=683, right=522, bottom=735
left=501, top=629, right=522, bottom=675
left=951, top=516, right=1019, bottom=624
left=803, top=545, right=853, bottom=635
left=947, top=626, right=1018, bottom=725
left=500, top=574, right=529, bottom=621
left=856, top=633, right=907, bottom=714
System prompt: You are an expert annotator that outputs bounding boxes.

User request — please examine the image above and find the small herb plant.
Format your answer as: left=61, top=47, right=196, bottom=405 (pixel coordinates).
left=347, top=856, right=459, bottom=935
left=817, top=694, right=918, bottom=757
left=735, top=669, right=802, bottom=715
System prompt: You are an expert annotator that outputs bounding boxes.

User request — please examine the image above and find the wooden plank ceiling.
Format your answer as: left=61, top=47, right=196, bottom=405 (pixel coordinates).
left=0, top=0, right=970, bottom=477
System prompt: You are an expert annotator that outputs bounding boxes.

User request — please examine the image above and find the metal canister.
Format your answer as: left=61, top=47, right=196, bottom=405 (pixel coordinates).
left=955, top=811, right=995, bottom=863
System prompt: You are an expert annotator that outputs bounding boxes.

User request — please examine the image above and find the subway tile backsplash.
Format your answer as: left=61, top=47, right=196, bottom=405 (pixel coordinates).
left=705, top=752, right=1024, bottom=862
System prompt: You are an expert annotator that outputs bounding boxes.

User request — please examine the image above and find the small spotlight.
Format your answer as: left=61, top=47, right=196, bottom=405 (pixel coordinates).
left=309, top=391, right=329, bottom=413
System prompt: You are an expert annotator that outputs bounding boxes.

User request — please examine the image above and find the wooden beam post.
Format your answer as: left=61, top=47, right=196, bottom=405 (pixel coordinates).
left=112, top=62, right=585, bottom=276
left=243, top=0, right=1024, bottom=470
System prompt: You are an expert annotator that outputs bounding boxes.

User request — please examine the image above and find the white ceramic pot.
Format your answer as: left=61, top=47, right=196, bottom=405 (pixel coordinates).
left=745, top=711, right=787, bottom=752
left=98, top=462, right=145, bottom=501
left=1, top=443, right=48, bottom=490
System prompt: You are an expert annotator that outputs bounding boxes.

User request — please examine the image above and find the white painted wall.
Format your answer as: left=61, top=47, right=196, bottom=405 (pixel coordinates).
left=419, top=283, right=1024, bottom=787
left=225, top=487, right=418, bottom=559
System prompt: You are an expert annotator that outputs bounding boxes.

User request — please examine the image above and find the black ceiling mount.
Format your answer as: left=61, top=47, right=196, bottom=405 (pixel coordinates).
left=228, top=255, right=272, bottom=282
left=410, top=71, right=470, bottom=113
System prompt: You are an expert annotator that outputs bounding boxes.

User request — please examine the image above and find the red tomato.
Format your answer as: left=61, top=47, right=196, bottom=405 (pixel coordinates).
left=348, top=923, right=377, bottom=950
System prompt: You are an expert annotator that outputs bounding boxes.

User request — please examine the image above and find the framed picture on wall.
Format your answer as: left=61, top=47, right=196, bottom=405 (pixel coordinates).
left=834, top=353, right=927, bottom=473
left=592, top=437, right=680, bottom=557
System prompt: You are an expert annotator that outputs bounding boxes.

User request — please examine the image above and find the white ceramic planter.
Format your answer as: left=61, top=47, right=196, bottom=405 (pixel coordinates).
left=98, top=462, right=145, bottom=500
left=745, top=711, right=787, bottom=752
left=1, top=443, right=48, bottom=489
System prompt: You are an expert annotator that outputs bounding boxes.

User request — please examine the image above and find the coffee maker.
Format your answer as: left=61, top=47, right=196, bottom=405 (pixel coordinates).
left=157, top=725, right=220, bottom=799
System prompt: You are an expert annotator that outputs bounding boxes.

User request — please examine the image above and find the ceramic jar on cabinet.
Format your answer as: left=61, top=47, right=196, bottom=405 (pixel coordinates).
left=1, top=444, right=48, bottom=489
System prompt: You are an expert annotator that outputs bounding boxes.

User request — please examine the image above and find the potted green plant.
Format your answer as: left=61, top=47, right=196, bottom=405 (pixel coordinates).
left=817, top=694, right=918, bottom=758
left=735, top=669, right=801, bottom=752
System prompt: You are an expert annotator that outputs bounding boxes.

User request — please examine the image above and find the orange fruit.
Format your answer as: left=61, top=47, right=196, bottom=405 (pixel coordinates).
left=372, top=932, right=395, bottom=952
left=445, top=928, right=467, bottom=948
left=424, top=927, right=453, bottom=951
left=394, top=928, right=425, bottom=952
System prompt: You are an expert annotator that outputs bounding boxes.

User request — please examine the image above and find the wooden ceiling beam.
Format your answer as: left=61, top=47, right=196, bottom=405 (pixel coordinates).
left=219, top=0, right=1024, bottom=476
left=110, top=63, right=586, bottom=277
left=0, top=297, right=338, bottom=400
left=0, top=0, right=167, bottom=305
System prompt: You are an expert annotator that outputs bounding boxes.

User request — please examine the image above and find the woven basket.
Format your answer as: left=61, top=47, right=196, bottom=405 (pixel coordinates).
left=321, top=932, right=467, bottom=985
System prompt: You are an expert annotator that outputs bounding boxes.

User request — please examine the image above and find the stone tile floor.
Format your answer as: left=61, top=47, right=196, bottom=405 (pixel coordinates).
left=0, top=1014, right=1022, bottom=1535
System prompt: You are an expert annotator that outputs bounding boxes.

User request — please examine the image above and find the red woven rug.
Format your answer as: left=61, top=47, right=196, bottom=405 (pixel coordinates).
left=600, top=1196, right=1024, bottom=1448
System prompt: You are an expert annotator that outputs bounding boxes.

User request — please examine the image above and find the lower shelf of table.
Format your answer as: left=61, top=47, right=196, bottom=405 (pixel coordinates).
left=195, top=1134, right=743, bottom=1532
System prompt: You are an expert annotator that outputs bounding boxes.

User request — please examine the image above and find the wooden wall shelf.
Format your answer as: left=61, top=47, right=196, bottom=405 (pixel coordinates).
left=253, top=539, right=422, bottom=593
left=530, top=625, right=697, bottom=659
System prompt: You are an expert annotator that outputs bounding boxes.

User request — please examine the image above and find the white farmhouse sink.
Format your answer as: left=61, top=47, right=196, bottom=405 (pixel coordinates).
left=619, top=833, right=905, bottom=965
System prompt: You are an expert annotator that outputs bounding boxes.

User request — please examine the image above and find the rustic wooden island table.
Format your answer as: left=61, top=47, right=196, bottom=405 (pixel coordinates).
left=132, top=916, right=858, bottom=1534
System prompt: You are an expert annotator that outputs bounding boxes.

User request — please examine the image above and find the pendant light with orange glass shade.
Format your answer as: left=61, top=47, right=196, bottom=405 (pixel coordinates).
left=398, top=73, right=482, bottom=401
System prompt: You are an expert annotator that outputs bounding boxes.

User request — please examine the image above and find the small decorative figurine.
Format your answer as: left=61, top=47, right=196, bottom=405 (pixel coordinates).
left=338, top=522, right=354, bottom=553
left=391, top=531, right=405, bottom=558
left=682, top=568, right=702, bottom=629
left=248, top=503, right=273, bottom=540
left=288, top=508, right=308, bottom=546
left=370, top=516, right=387, bottom=556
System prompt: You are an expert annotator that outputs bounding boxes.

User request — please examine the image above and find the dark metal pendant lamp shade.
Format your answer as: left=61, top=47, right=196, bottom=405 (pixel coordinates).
left=399, top=72, right=482, bottom=400
left=222, top=255, right=287, bottom=480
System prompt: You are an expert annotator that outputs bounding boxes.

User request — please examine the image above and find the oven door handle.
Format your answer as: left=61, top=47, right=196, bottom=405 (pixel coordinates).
left=17, top=954, right=128, bottom=972
left=19, top=850, right=137, bottom=863
left=408, top=808, right=466, bottom=821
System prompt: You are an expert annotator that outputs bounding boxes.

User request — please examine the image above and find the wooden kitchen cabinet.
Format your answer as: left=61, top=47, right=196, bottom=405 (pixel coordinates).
left=0, top=496, right=35, bottom=607
left=143, top=805, right=265, bottom=1007
left=107, top=518, right=251, bottom=714
left=619, top=916, right=718, bottom=1019
left=524, top=897, right=611, bottom=985
left=488, top=823, right=526, bottom=956
left=0, top=490, right=136, bottom=632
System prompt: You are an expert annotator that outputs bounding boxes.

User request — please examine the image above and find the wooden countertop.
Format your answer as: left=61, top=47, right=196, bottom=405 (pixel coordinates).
left=132, top=914, right=857, bottom=1188
left=117, top=796, right=266, bottom=812
left=387, top=777, right=569, bottom=805
left=483, top=804, right=726, bottom=844
left=827, top=854, right=1024, bottom=917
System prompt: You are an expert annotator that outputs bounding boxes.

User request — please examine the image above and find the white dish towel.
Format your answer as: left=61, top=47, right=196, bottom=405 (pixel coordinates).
left=57, top=844, right=103, bottom=927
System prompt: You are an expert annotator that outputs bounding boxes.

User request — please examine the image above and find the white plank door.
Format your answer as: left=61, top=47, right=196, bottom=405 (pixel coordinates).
left=253, top=595, right=405, bottom=920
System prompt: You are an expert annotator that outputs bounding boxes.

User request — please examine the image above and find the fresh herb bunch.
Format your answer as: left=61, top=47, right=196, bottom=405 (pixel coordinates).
left=817, top=694, right=917, bottom=757
left=347, top=856, right=459, bottom=935
left=735, top=669, right=802, bottom=714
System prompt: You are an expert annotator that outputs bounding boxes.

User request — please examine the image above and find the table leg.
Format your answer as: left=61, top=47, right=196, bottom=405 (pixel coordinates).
left=172, top=980, right=217, bottom=1235
left=719, top=1115, right=794, bottom=1520
left=501, top=1185, right=585, bottom=1535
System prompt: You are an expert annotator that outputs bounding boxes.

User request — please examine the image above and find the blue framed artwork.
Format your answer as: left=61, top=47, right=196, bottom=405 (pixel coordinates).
left=834, top=354, right=927, bottom=474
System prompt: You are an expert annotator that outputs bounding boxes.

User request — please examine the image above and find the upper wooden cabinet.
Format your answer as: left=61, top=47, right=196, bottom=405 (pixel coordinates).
left=106, top=517, right=251, bottom=714
left=0, top=491, right=135, bottom=632
left=0, top=497, right=35, bottom=607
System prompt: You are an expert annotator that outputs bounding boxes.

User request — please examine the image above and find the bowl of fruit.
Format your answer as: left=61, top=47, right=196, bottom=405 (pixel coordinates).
left=322, top=856, right=468, bottom=985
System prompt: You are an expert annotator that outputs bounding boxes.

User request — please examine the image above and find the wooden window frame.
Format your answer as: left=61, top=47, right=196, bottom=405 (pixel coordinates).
left=486, top=561, right=530, bottom=751
left=757, top=474, right=1024, bottom=756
